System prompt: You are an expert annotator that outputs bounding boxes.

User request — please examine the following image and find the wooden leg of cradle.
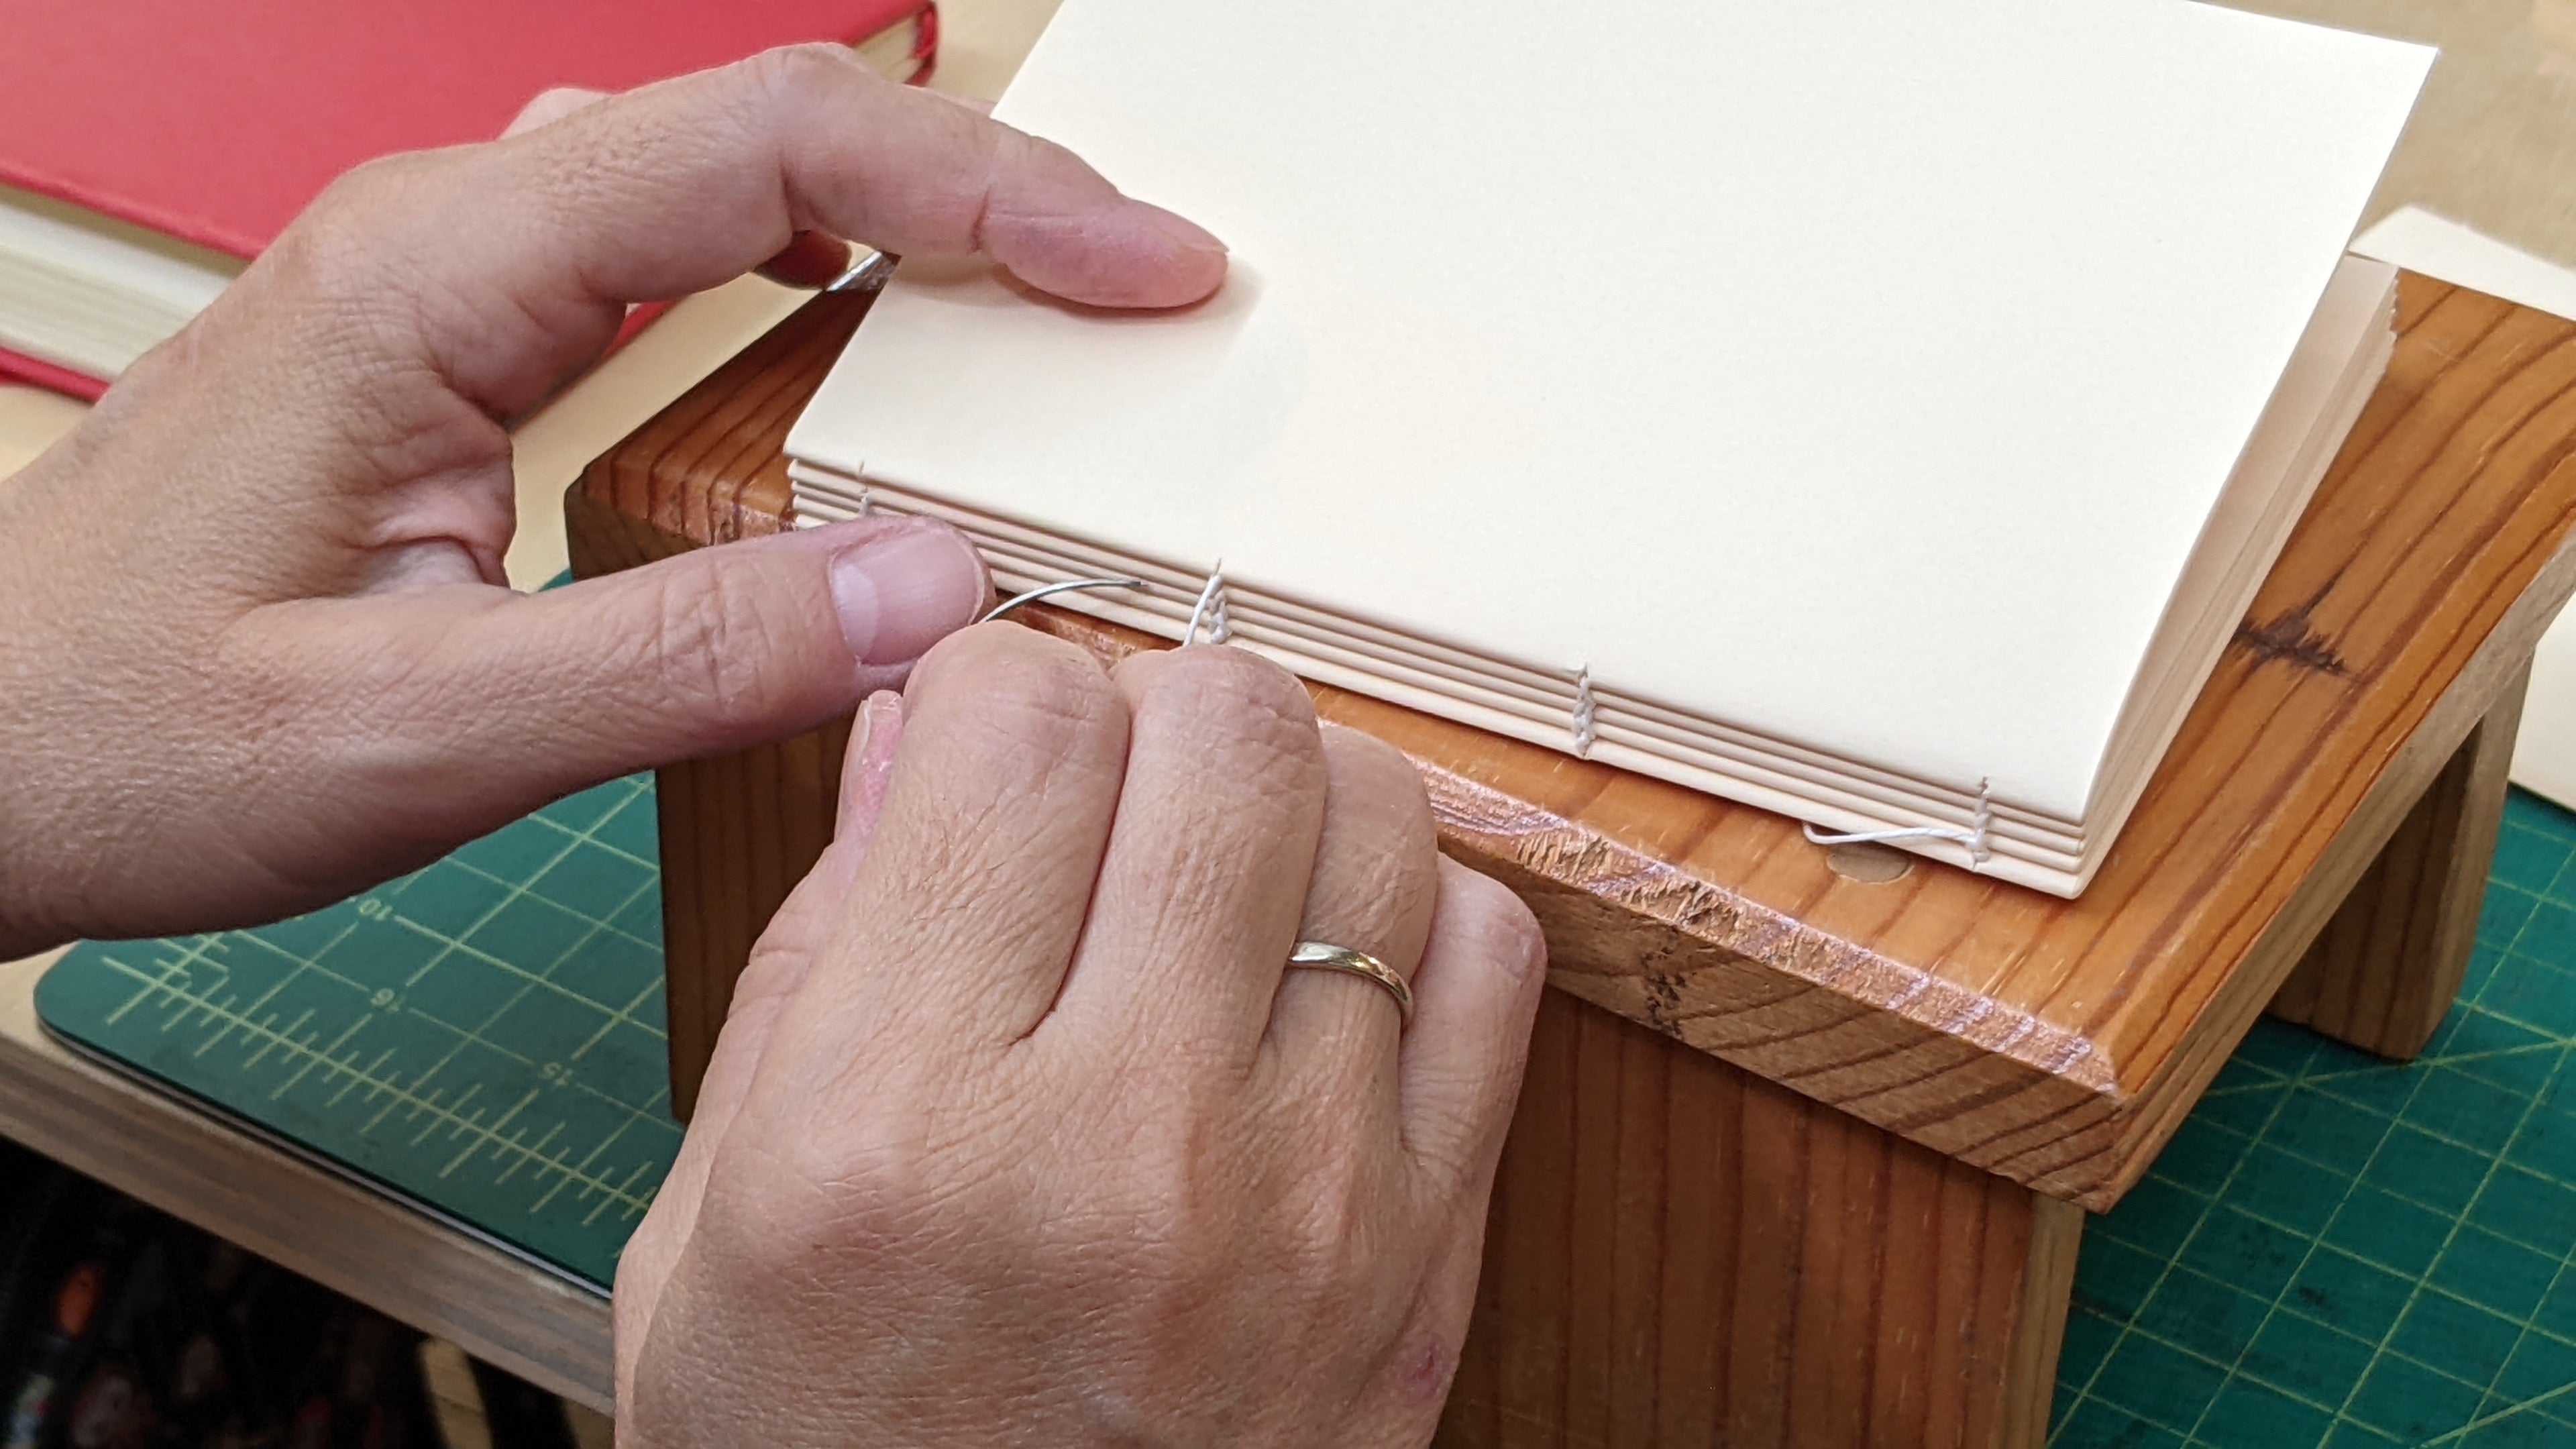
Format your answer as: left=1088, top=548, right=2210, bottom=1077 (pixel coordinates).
left=651, top=724, right=845, bottom=1120
left=565, top=486, right=846, bottom=1121
left=2269, top=659, right=2532, bottom=1061
left=1441, top=991, right=2082, bottom=1449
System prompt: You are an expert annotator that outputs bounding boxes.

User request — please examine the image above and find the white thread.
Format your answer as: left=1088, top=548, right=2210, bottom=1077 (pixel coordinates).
left=1185, top=566, right=1233, bottom=645
left=1570, top=667, right=1598, bottom=757
left=1802, top=778, right=1994, bottom=865
left=854, top=484, right=873, bottom=517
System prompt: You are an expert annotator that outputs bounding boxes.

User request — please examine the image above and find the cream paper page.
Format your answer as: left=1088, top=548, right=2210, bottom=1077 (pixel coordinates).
left=790, top=0, right=2430, bottom=823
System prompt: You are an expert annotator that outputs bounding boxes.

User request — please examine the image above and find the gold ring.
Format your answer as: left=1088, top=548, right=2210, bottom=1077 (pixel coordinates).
left=1287, top=941, right=1413, bottom=1027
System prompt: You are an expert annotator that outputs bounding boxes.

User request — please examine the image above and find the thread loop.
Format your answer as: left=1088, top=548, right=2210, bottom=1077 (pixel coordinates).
left=1802, top=779, right=1994, bottom=865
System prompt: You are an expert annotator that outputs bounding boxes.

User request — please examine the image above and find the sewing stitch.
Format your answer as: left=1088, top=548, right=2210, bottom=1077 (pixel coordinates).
left=1571, top=667, right=1598, bottom=757
left=1185, top=566, right=1233, bottom=645
left=1801, top=779, right=1994, bottom=864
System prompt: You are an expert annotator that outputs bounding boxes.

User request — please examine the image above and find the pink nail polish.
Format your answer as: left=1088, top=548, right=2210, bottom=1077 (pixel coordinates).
left=827, top=525, right=987, bottom=667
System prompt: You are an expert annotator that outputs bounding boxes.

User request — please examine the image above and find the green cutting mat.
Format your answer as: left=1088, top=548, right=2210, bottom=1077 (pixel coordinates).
left=34, top=774, right=2576, bottom=1442
left=2053, top=791, right=2576, bottom=1448
left=36, top=773, right=680, bottom=1290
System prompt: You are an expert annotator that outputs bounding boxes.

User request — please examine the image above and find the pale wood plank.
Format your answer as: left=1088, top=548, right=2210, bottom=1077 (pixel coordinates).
left=0, top=951, right=614, bottom=1410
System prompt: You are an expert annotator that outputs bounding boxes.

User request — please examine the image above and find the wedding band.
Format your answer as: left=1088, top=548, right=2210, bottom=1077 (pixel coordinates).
left=1287, top=941, right=1414, bottom=1027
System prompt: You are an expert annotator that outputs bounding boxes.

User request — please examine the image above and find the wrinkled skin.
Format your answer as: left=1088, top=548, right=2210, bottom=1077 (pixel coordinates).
left=0, top=45, right=1548, bottom=1448
left=0, top=45, right=1224, bottom=957
left=621, top=638, right=1546, bottom=1447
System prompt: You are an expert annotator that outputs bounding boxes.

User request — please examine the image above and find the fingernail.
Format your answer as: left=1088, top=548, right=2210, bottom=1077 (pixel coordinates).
left=828, top=525, right=987, bottom=667
left=855, top=690, right=906, bottom=773
left=836, top=690, right=907, bottom=843
left=1128, top=200, right=1228, bottom=257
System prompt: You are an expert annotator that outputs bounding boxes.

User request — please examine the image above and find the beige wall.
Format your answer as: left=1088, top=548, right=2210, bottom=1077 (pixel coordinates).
left=2229, top=1, right=2574, bottom=266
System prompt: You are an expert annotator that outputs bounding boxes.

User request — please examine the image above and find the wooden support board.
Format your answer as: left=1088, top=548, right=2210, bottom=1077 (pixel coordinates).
left=571, top=274, right=2576, bottom=1208
left=566, top=272, right=2576, bottom=1448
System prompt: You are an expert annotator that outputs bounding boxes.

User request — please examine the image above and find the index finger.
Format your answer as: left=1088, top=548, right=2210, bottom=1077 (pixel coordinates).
left=286, top=44, right=1228, bottom=415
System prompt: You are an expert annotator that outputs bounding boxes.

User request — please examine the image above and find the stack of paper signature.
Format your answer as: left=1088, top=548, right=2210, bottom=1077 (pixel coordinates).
left=788, top=0, right=2431, bottom=897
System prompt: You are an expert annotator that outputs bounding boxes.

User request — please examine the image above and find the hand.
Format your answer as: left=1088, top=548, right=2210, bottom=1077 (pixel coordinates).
left=612, top=627, right=1549, bottom=1446
left=0, top=46, right=1226, bottom=956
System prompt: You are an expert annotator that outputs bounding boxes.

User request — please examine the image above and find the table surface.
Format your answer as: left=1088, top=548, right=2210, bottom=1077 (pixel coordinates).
left=0, top=946, right=621, bottom=1407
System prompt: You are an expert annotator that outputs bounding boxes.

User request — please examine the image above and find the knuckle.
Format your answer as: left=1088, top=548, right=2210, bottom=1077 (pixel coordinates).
left=324, top=150, right=433, bottom=204
left=631, top=560, right=822, bottom=724
left=1322, top=721, right=1422, bottom=800
left=1285, top=1165, right=1373, bottom=1277
left=1129, top=647, right=1321, bottom=782
left=1318, top=725, right=1436, bottom=855
left=918, top=623, right=1124, bottom=759
left=739, top=40, right=875, bottom=117
left=1444, top=863, right=1548, bottom=979
left=706, top=1097, right=968, bottom=1276
left=282, top=154, right=439, bottom=286
left=711, top=1155, right=895, bottom=1283
left=1083, top=1137, right=1222, bottom=1282
left=245, top=153, right=492, bottom=419
left=515, top=86, right=598, bottom=131
left=870, top=627, right=1124, bottom=904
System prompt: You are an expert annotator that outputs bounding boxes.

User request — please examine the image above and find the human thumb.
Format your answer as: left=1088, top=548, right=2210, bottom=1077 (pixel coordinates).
left=270, top=515, right=987, bottom=852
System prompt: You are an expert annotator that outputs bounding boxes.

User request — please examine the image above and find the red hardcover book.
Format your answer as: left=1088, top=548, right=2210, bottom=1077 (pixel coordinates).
left=0, top=0, right=936, bottom=396
left=0, top=350, right=108, bottom=402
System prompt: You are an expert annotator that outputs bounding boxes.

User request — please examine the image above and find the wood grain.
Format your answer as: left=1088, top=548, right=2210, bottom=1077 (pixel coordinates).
left=570, top=271, right=2576, bottom=1449
left=574, top=275, right=2576, bottom=1213
left=563, top=297, right=855, bottom=1114
left=1436, top=990, right=2078, bottom=1449
left=564, top=479, right=847, bottom=1119
left=2271, top=661, right=2532, bottom=1057
left=0, top=951, right=614, bottom=1411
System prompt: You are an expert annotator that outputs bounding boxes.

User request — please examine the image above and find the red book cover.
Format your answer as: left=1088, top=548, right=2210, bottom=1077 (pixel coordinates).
left=0, top=347, right=109, bottom=402
left=0, top=0, right=934, bottom=262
